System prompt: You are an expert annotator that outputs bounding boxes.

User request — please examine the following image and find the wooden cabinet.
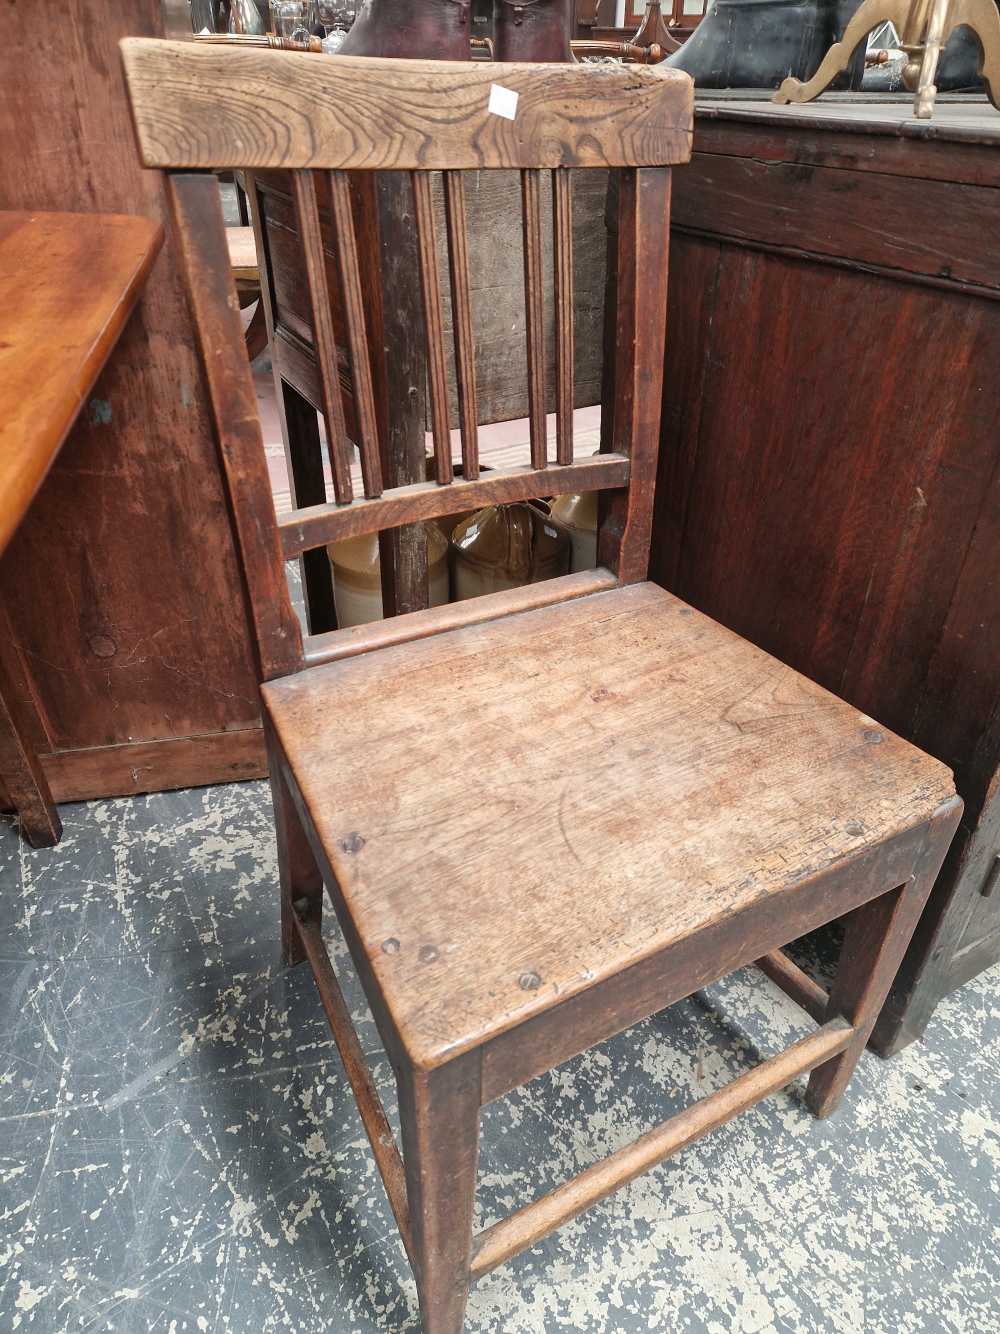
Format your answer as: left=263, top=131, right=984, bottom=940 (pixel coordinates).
left=0, top=1, right=267, bottom=802
left=654, top=96, right=1000, bottom=1053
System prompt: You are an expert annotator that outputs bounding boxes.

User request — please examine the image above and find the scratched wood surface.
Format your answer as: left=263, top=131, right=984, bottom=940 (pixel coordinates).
left=263, top=580, right=955, bottom=1069
left=655, top=97, right=1000, bottom=1054
left=0, top=211, right=162, bottom=557
left=0, top=1, right=268, bottom=802
left=122, top=42, right=694, bottom=172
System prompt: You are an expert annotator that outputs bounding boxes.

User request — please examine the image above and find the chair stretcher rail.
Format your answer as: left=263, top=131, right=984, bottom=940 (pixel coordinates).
left=293, top=908, right=413, bottom=1265
left=755, top=949, right=829, bottom=1024
left=468, top=1018, right=853, bottom=1282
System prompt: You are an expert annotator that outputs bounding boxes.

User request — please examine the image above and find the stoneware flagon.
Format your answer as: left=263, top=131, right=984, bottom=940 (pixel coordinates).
left=452, top=499, right=570, bottom=600
left=328, top=525, right=450, bottom=627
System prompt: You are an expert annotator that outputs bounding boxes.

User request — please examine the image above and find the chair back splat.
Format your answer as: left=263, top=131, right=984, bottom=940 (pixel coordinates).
left=121, top=42, right=694, bottom=680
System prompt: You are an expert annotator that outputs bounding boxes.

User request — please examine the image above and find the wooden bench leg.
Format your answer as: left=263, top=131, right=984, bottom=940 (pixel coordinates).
left=265, top=717, right=323, bottom=968
left=807, top=795, right=963, bottom=1118
left=398, top=1050, right=481, bottom=1334
left=0, top=652, right=60, bottom=848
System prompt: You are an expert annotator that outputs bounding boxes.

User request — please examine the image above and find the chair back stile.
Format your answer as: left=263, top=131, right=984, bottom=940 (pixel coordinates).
left=123, top=42, right=693, bottom=681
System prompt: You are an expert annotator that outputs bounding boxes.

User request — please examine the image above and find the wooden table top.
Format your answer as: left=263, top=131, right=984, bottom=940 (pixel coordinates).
left=0, top=211, right=163, bottom=557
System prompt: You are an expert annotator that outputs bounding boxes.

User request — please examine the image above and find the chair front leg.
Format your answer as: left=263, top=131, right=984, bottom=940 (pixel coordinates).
left=265, top=716, right=324, bottom=968
left=807, top=795, right=963, bottom=1118
left=397, top=1049, right=482, bottom=1334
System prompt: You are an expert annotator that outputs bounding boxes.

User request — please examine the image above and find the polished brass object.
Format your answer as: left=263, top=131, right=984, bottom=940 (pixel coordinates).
left=772, top=0, right=1000, bottom=118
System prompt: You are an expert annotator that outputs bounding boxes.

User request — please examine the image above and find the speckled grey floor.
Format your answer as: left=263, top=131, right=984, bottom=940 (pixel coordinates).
left=2, top=783, right=999, bottom=1334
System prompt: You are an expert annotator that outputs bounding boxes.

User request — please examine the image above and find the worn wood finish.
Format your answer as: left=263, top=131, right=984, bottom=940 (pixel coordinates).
left=292, top=170, right=354, bottom=505
left=294, top=904, right=414, bottom=1258
left=552, top=167, right=575, bottom=466
left=655, top=96, right=1000, bottom=1054
left=303, top=569, right=619, bottom=667
left=0, top=212, right=163, bottom=557
left=442, top=172, right=479, bottom=480
left=522, top=168, right=549, bottom=470
left=263, top=582, right=956, bottom=1069
left=755, top=949, right=829, bottom=1025
left=598, top=167, right=672, bottom=584
left=0, top=647, right=61, bottom=848
left=128, top=56, right=963, bottom=1329
left=38, top=729, right=267, bottom=802
left=1, top=3, right=267, bottom=798
left=166, top=173, right=303, bottom=682
left=413, top=171, right=454, bottom=487
left=476, top=816, right=936, bottom=1105
left=122, top=43, right=695, bottom=172
left=268, top=712, right=324, bottom=969
left=327, top=170, right=383, bottom=499
left=470, top=1018, right=853, bottom=1282
left=808, top=791, right=961, bottom=1114
left=278, top=454, right=631, bottom=555
left=0, top=209, right=161, bottom=841
left=397, top=1053, right=481, bottom=1334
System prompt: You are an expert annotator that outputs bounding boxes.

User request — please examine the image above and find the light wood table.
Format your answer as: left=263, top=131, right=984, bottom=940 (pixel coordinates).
left=0, top=210, right=162, bottom=844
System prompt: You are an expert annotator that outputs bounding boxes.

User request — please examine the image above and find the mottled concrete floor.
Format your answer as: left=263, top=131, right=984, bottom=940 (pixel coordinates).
left=2, top=783, right=999, bottom=1334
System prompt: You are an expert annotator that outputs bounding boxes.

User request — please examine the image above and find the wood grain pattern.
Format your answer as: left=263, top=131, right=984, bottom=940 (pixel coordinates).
left=598, top=168, right=672, bottom=584
left=655, top=103, right=1000, bottom=1049
left=397, top=1053, right=481, bottom=1334
left=442, top=171, right=480, bottom=481
left=292, top=170, right=354, bottom=504
left=478, top=815, right=933, bottom=1104
left=327, top=170, right=383, bottom=498
left=263, top=581, right=955, bottom=1070
left=303, top=569, right=619, bottom=667
left=1, top=2, right=267, bottom=779
left=470, top=1018, right=853, bottom=1281
left=522, top=168, right=548, bottom=471
left=0, top=647, right=61, bottom=847
left=412, top=171, right=454, bottom=486
left=0, top=212, right=163, bottom=557
left=166, top=173, right=303, bottom=682
left=39, top=728, right=268, bottom=802
left=552, top=167, right=575, bottom=466
left=122, top=42, right=694, bottom=172
left=671, top=150, right=1000, bottom=294
left=278, top=454, right=631, bottom=555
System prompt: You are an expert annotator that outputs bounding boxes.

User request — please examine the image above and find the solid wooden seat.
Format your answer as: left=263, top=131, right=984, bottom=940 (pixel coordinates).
left=266, top=578, right=955, bottom=1071
left=121, top=41, right=962, bottom=1334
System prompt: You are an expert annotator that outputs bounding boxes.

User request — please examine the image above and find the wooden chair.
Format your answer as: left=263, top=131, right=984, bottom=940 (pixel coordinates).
left=122, top=42, right=962, bottom=1334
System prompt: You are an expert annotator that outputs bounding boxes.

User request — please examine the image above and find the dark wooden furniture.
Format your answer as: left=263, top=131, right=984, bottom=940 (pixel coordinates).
left=123, top=44, right=962, bottom=1333
left=0, top=210, right=162, bottom=843
left=0, top=0, right=268, bottom=805
left=655, top=94, right=1000, bottom=1056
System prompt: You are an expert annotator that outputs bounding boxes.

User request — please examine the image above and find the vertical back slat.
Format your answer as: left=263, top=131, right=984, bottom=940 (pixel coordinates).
left=165, top=172, right=303, bottom=680
left=521, top=168, right=548, bottom=472
left=597, top=166, right=673, bottom=585
left=328, top=170, right=384, bottom=499
left=443, top=170, right=480, bottom=481
left=412, top=171, right=454, bottom=486
left=552, top=167, right=575, bottom=467
left=291, top=169, right=353, bottom=504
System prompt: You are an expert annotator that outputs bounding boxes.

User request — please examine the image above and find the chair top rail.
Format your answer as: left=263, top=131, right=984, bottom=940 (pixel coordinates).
left=121, top=41, right=693, bottom=173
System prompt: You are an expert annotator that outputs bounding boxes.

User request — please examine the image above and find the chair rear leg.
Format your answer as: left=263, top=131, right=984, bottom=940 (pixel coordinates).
left=266, top=718, right=323, bottom=968
left=807, top=796, right=962, bottom=1118
left=397, top=1050, right=481, bottom=1334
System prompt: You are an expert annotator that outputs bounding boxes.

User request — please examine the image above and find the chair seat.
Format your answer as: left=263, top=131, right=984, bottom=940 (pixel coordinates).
left=263, top=581, right=955, bottom=1072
